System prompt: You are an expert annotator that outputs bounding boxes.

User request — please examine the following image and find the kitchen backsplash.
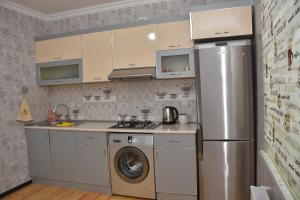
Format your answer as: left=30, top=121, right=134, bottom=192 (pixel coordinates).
left=262, top=0, right=300, bottom=198
left=48, top=79, right=197, bottom=122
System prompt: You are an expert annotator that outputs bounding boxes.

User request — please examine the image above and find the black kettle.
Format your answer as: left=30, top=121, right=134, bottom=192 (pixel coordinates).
left=162, top=106, right=179, bottom=124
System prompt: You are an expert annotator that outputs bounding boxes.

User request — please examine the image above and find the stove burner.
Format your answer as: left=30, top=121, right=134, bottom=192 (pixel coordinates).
left=111, top=120, right=157, bottom=129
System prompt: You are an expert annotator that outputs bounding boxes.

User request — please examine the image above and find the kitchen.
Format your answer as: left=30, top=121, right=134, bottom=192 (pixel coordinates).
left=0, top=0, right=299, bottom=200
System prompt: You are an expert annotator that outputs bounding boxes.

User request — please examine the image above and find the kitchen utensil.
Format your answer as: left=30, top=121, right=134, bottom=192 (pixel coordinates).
left=130, top=115, right=137, bottom=121
left=162, top=106, right=178, bottom=124
left=139, top=105, right=154, bottom=120
left=181, top=85, right=192, bottom=97
left=118, top=113, right=128, bottom=121
left=95, top=96, right=101, bottom=101
left=84, top=95, right=92, bottom=101
left=178, top=114, right=189, bottom=125
left=156, top=91, right=166, bottom=99
left=103, top=88, right=112, bottom=99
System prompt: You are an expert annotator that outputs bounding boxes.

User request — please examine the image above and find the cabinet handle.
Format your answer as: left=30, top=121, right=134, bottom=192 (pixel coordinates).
left=215, top=31, right=229, bottom=35
left=93, top=77, right=101, bottom=81
left=85, top=136, right=94, bottom=140
left=155, top=149, right=159, bottom=159
left=168, top=140, right=181, bottom=143
left=169, top=44, right=181, bottom=48
left=53, top=57, right=62, bottom=60
left=169, top=73, right=182, bottom=76
left=128, top=63, right=136, bottom=66
left=103, top=147, right=107, bottom=156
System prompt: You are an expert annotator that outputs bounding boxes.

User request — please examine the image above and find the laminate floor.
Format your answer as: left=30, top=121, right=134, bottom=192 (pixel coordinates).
left=2, top=184, right=146, bottom=200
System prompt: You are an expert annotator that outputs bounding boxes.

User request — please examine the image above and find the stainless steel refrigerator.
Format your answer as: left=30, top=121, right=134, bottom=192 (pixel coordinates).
left=194, top=40, right=254, bottom=200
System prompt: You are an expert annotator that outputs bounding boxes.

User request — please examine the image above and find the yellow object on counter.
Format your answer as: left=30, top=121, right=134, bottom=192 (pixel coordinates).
left=56, top=122, right=75, bottom=127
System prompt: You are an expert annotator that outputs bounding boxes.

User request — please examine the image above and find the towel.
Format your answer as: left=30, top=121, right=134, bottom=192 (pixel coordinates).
left=17, top=97, right=33, bottom=122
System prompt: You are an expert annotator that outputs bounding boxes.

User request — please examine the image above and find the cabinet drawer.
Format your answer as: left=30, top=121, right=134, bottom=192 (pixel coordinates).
left=154, top=134, right=195, bottom=148
left=76, top=132, right=107, bottom=145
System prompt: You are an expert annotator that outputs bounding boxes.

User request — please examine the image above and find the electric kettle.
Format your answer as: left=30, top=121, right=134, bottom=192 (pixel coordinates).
left=162, top=106, right=179, bottom=124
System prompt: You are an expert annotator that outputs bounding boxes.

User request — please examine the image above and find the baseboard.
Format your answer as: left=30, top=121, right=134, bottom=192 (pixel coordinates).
left=32, top=177, right=112, bottom=194
left=0, top=180, right=32, bottom=198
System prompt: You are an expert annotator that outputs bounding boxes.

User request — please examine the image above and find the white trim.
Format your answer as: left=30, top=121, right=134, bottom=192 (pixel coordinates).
left=0, top=0, right=170, bottom=21
left=0, top=0, right=47, bottom=20
left=47, top=0, right=169, bottom=21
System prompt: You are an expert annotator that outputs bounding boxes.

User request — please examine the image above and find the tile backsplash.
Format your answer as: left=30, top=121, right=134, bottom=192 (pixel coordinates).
left=48, top=79, right=197, bottom=122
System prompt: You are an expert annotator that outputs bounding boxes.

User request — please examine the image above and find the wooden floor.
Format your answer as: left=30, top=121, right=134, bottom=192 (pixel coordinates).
left=2, top=184, right=146, bottom=200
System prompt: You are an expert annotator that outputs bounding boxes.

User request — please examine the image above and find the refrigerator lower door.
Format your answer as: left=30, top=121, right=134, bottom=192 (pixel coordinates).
left=198, top=141, right=254, bottom=200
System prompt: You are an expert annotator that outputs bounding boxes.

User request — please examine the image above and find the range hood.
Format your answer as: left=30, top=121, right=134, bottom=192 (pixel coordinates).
left=108, top=67, right=156, bottom=81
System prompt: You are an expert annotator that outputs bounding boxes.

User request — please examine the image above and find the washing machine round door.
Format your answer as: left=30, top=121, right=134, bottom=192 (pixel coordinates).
left=114, top=146, right=149, bottom=183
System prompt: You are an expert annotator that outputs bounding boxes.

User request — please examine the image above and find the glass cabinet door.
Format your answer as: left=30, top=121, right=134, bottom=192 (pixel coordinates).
left=37, top=59, right=83, bottom=85
left=156, top=48, right=195, bottom=79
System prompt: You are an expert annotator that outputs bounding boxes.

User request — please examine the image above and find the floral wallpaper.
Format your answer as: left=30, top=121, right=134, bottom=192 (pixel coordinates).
left=0, top=6, right=51, bottom=194
left=262, top=0, right=300, bottom=198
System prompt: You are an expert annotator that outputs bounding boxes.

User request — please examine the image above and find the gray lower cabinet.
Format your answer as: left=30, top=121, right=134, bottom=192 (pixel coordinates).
left=76, top=132, right=109, bottom=186
left=154, top=134, right=197, bottom=200
left=25, top=129, right=52, bottom=178
left=26, top=128, right=110, bottom=190
left=50, top=130, right=77, bottom=181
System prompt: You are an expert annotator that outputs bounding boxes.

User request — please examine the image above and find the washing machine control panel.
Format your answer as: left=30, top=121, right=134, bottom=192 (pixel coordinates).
left=112, top=139, right=121, bottom=143
left=109, top=133, right=153, bottom=146
left=128, top=136, right=133, bottom=144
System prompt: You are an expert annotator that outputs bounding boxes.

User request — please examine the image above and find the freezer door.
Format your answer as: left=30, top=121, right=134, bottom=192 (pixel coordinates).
left=195, top=40, right=253, bottom=140
left=198, top=141, right=254, bottom=200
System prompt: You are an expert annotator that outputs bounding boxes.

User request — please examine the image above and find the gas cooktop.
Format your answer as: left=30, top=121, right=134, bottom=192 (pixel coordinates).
left=110, top=120, right=160, bottom=130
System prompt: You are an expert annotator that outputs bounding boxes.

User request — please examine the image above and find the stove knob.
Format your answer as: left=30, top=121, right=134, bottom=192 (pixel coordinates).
left=128, top=136, right=133, bottom=144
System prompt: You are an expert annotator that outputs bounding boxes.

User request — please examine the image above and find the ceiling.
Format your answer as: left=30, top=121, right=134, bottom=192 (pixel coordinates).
left=9, top=0, right=126, bottom=15
left=0, top=0, right=158, bottom=20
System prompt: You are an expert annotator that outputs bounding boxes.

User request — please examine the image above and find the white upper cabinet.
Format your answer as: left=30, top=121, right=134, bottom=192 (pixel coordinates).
left=155, top=20, right=193, bottom=50
left=191, top=6, right=252, bottom=40
left=112, top=24, right=156, bottom=69
left=35, top=35, right=82, bottom=64
left=82, top=31, right=113, bottom=82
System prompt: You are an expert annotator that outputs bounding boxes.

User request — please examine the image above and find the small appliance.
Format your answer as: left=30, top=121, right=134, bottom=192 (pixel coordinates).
left=109, top=133, right=155, bottom=199
left=162, top=106, right=178, bottom=124
left=178, top=114, right=189, bottom=125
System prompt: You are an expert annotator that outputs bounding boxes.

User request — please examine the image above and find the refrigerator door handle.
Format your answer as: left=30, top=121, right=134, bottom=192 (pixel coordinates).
left=197, top=127, right=203, bottom=161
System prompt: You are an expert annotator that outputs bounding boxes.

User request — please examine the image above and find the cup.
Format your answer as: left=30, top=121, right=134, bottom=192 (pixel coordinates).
left=178, top=114, right=189, bottom=125
left=95, top=96, right=100, bottom=101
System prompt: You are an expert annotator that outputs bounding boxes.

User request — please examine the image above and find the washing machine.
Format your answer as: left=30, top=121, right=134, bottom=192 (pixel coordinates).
left=109, top=133, right=155, bottom=199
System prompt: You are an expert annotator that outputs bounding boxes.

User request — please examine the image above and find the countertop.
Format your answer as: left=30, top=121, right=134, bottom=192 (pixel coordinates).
left=24, top=121, right=197, bottom=134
